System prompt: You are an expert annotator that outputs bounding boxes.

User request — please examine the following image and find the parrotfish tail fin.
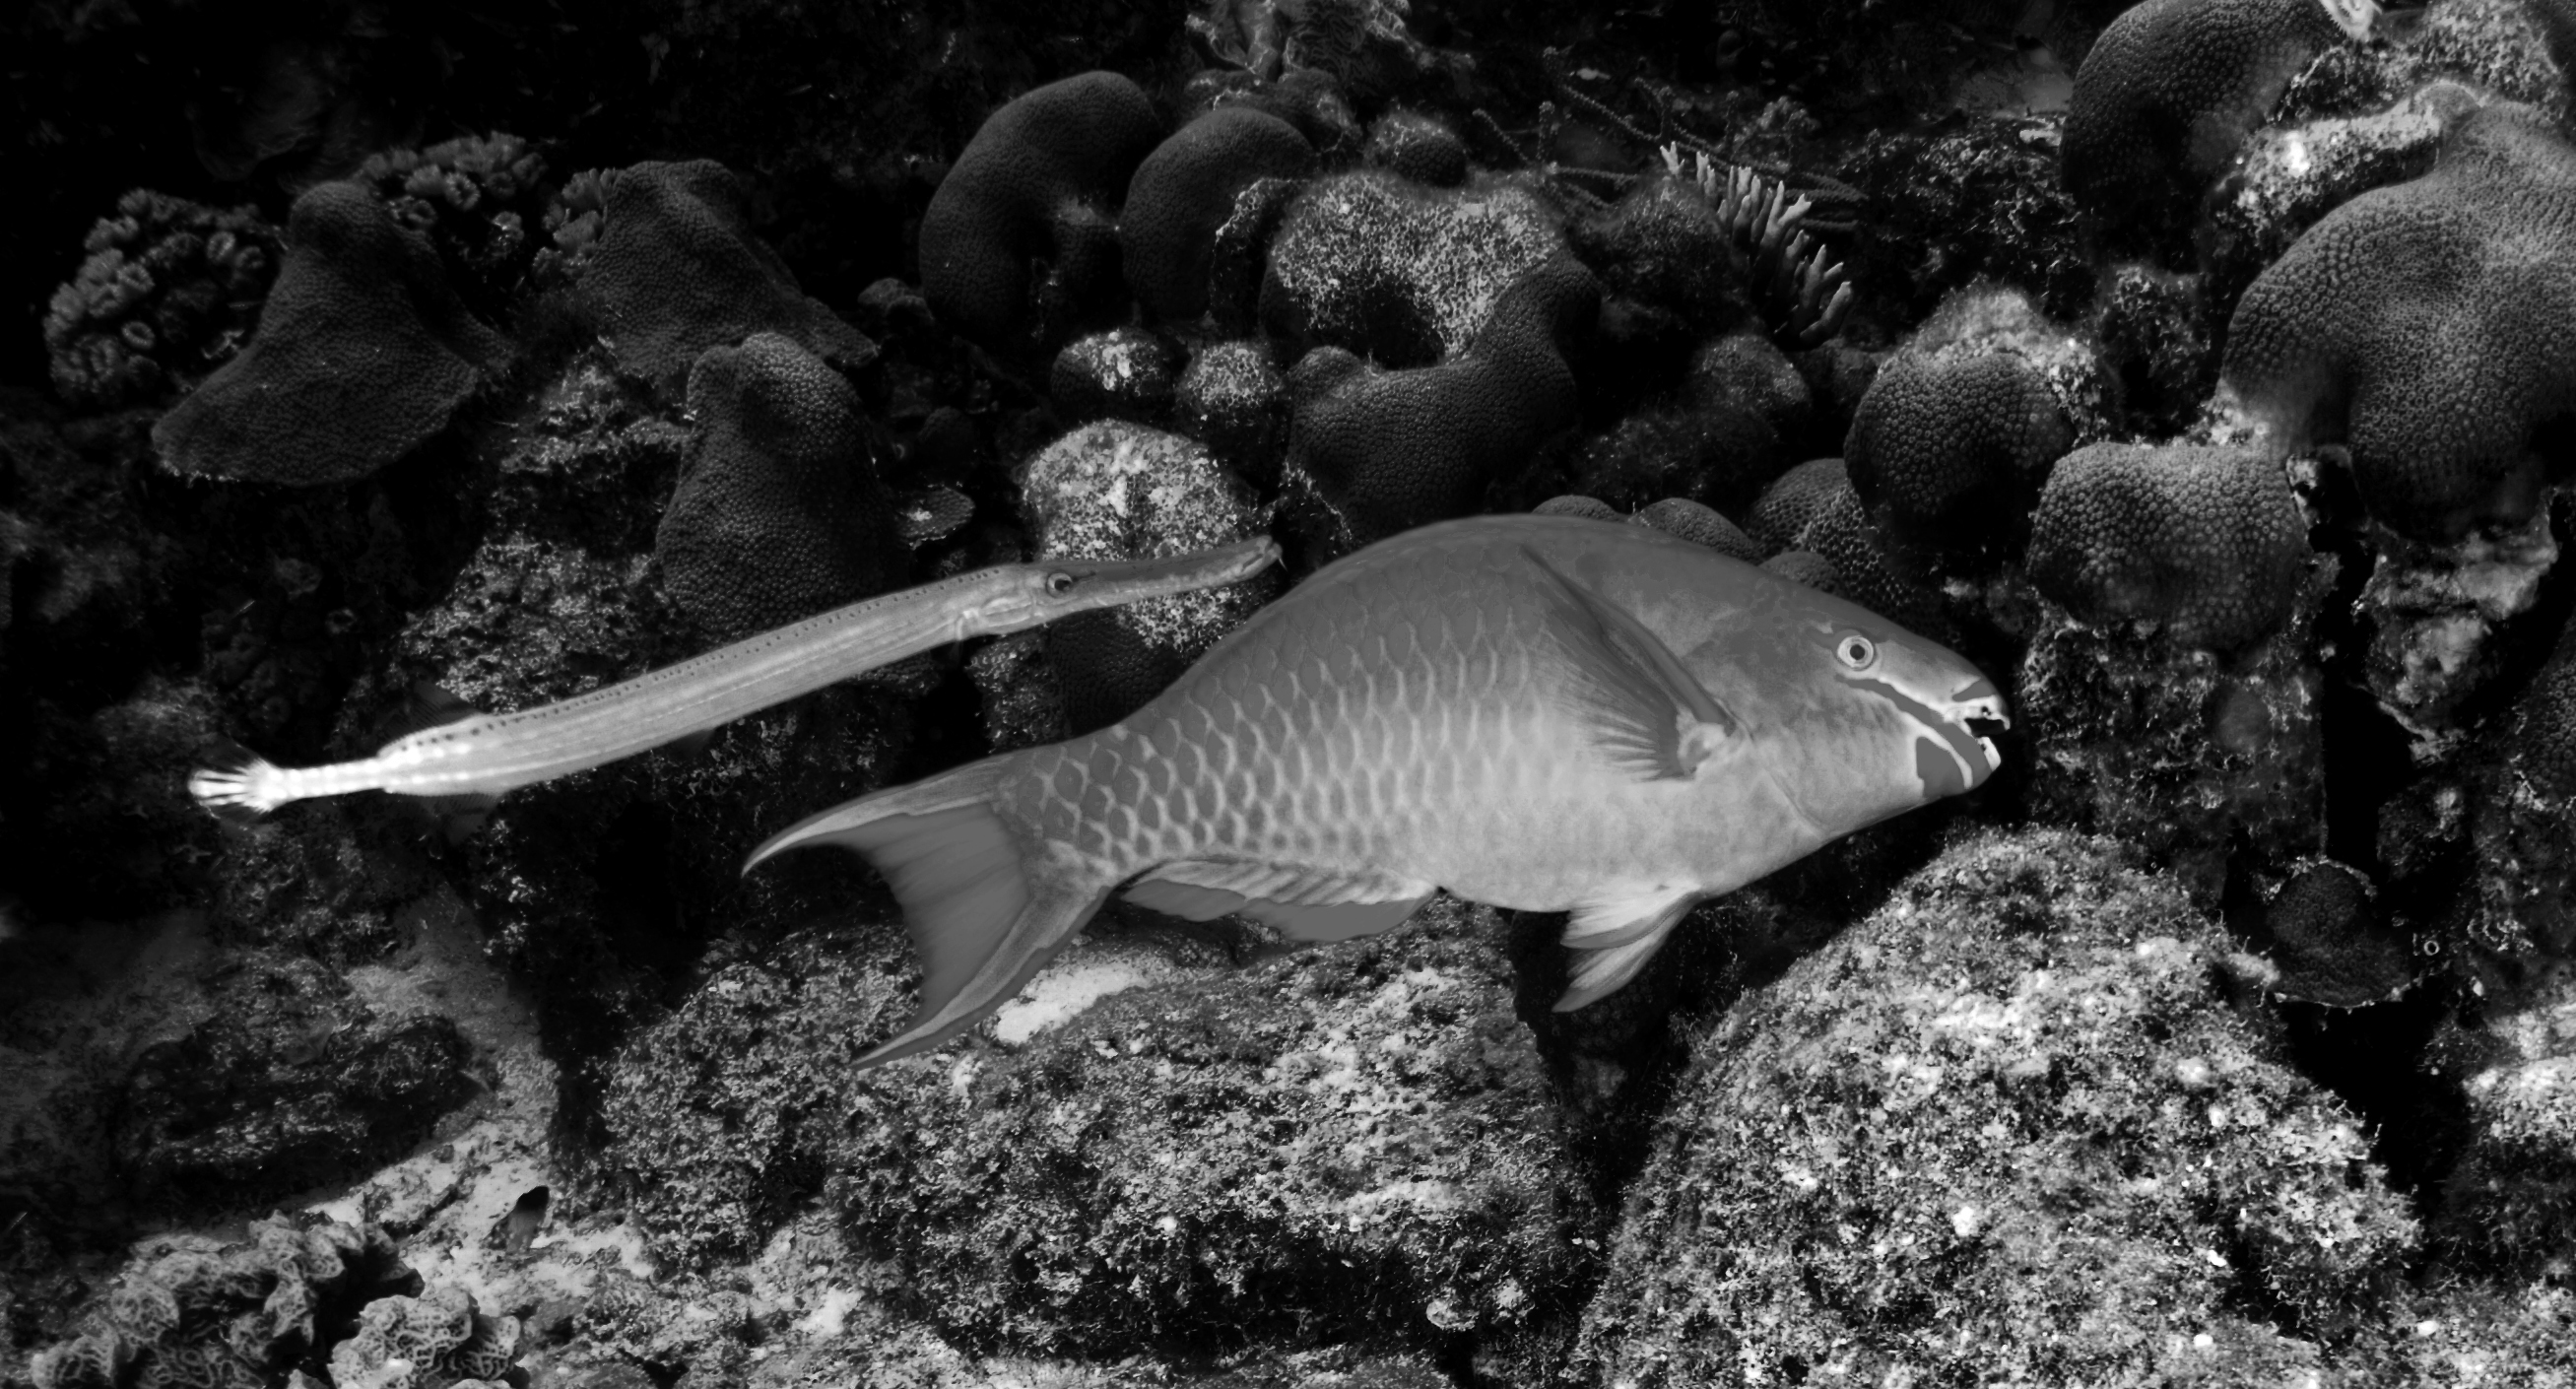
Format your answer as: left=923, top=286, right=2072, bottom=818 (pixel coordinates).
left=743, top=756, right=1112, bottom=1069
left=187, top=740, right=292, bottom=824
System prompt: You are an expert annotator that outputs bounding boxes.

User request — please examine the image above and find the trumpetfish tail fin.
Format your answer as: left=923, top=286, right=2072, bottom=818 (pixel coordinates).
left=744, top=755, right=1112, bottom=1069
left=187, top=739, right=293, bottom=823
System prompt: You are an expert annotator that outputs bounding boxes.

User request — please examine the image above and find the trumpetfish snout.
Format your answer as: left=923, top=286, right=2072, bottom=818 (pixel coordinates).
left=750, top=513, right=2009, bottom=1070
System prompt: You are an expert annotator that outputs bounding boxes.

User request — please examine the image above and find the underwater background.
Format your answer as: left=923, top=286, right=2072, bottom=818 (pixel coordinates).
left=3, top=0, right=2574, bottom=1384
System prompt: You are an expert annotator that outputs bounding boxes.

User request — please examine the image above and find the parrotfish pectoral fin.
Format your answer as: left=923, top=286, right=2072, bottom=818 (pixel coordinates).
left=1561, top=888, right=1699, bottom=951
left=1125, top=861, right=1436, bottom=942
left=1554, top=922, right=1685, bottom=1013
left=745, top=756, right=1114, bottom=1068
left=1521, top=547, right=1740, bottom=780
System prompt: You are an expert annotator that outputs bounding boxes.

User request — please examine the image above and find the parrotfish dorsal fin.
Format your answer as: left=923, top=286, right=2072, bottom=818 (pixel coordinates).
left=1520, top=547, right=1739, bottom=780
left=1126, top=861, right=1436, bottom=942
left=379, top=681, right=485, bottom=747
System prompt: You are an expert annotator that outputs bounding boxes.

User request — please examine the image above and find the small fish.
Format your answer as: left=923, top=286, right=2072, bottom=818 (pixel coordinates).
left=189, top=540, right=1281, bottom=819
left=749, top=514, right=2009, bottom=1068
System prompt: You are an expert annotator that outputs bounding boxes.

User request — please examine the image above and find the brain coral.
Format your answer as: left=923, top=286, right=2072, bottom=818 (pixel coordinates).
left=2220, top=102, right=2576, bottom=543
left=44, top=189, right=279, bottom=411
left=152, top=180, right=510, bottom=485
left=2063, top=0, right=2365, bottom=219
left=919, top=71, right=1163, bottom=352
left=1283, top=257, right=1598, bottom=546
left=1260, top=167, right=1568, bottom=366
left=577, top=160, right=877, bottom=398
left=1575, top=828, right=2419, bottom=1386
left=1022, top=420, right=1279, bottom=732
left=1121, top=106, right=1315, bottom=324
left=2026, top=442, right=2310, bottom=653
left=327, top=1286, right=521, bottom=1389
left=653, top=333, right=900, bottom=644
left=1843, top=284, right=2107, bottom=563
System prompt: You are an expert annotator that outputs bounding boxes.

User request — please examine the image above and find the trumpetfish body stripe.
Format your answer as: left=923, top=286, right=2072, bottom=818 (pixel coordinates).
left=187, top=539, right=1282, bottom=818
left=748, top=514, right=2010, bottom=1068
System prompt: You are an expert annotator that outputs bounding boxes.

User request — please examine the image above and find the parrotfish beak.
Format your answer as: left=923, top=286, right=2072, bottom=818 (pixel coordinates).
left=1925, top=675, right=2011, bottom=795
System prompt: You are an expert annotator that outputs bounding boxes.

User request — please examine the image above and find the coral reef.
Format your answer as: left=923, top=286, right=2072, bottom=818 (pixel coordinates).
left=43, top=191, right=279, bottom=413
left=1844, top=285, right=2106, bottom=565
left=918, top=72, right=1163, bottom=354
left=653, top=332, right=901, bottom=645
left=1021, top=421, right=1278, bottom=732
left=829, top=897, right=1598, bottom=1370
left=1261, top=169, right=1568, bottom=365
left=1284, top=258, right=1598, bottom=548
left=151, top=181, right=510, bottom=486
left=2025, top=441, right=2311, bottom=653
left=2063, top=0, right=2361, bottom=223
left=1575, top=828, right=2419, bottom=1386
left=2222, top=102, right=2576, bottom=543
left=1121, top=106, right=1316, bottom=325
left=571, top=160, right=877, bottom=399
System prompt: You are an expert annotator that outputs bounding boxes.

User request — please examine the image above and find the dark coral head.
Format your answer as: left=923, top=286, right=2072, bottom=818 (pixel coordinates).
left=2026, top=441, right=2310, bottom=653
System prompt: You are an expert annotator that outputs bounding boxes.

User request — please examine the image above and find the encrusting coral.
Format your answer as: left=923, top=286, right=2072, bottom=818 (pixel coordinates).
left=43, top=190, right=279, bottom=412
left=1574, top=828, right=2420, bottom=1386
left=653, top=332, right=902, bottom=645
left=151, top=181, right=511, bottom=486
left=918, top=71, right=1164, bottom=353
left=2222, top=100, right=2576, bottom=543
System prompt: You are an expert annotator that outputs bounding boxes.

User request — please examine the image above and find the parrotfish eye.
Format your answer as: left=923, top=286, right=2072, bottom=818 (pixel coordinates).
left=1834, top=632, right=1878, bottom=670
left=1044, top=570, right=1077, bottom=597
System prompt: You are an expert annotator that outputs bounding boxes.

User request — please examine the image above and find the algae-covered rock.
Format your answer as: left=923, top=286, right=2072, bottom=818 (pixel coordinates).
left=828, top=896, right=1597, bottom=1368
left=1575, top=827, right=2420, bottom=1386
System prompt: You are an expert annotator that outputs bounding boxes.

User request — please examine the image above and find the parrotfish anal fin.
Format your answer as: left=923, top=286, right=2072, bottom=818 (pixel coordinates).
left=379, top=681, right=484, bottom=747
left=1554, top=922, right=1686, bottom=1013
left=1561, top=888, right=1699, bottom=950
left=1126, top=860, right=1435, bottom=942
left=1520, top=547, right=1738, bottom=781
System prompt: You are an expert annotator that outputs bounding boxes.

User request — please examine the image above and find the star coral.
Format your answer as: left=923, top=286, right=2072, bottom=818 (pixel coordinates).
left=2025, top=441, right=2311, bottom=653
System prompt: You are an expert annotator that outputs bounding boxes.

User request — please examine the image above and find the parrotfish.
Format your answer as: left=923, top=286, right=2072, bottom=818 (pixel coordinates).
left=188, top=540, right=1281, bottom=819
left=749, top=514, right=2009, bottom=1067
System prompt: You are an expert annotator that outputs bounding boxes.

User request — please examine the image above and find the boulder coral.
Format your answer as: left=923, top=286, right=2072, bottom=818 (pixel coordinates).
left=2222, top=102, right=2576, bottom=543
left=1282, top=258, right=1598, bottom=547
left=653, top=333, right=901, bottom=645
left=1844, top=284, right=2110, bottom=565
left=1022, top=420, right=1279, bottom=732
left=2025, top=441, right=2311, bottom=654
left=2063, top=0, right=2367, bottom=220
left=1171, top=338, right=1291, bottom=489
left=918, top=71, right=1163, bottom=353
left=1048, top=326, right=1181, bottom=427
left=152, top=180, right=511, bottom=486
left=1120, top=105, right=1316, bottom=324
left=1575, top=828, right=2419, bottom=1386
left=573, top=160, right=877, bottom=398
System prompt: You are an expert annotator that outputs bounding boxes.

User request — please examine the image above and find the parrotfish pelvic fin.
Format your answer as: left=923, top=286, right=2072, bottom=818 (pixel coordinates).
left=1555, top=925, right=1684, bottom=1013
left=1520, top=547, right=1740, bottom=780
left=1559, top=886, right=1700, bottom=952
left=743, top=756, right=1116, bottom=1068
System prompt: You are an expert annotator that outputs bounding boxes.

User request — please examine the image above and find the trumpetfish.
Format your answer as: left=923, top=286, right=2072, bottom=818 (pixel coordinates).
left=188, top=539, right=1282, bottom=818
left=749, top=513, right=2010, bottom=1067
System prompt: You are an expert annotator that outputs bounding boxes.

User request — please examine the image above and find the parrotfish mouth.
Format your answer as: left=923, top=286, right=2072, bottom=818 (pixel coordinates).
left=1848, top=673, right=2012, bottom=798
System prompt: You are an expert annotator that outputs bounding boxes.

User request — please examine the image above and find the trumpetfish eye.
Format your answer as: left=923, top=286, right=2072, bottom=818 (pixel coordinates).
left=1045, top=570, right=1077, bottom=596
